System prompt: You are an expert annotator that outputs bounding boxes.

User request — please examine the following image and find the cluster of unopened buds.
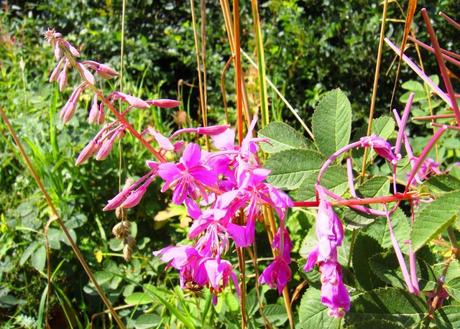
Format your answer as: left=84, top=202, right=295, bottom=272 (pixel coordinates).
left=45, top=14, right=458, bottom=317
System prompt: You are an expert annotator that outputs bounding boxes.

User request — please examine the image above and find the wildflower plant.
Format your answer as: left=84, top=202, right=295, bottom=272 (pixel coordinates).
left=40, top=5, right=460, bottom=329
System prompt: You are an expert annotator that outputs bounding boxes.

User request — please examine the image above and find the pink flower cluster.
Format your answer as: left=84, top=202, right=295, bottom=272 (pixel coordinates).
left=104, top=116, right=293, bottom=301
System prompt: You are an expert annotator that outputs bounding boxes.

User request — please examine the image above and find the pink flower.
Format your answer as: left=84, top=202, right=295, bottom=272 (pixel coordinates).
left=259, top=257, right=291, bottom=294
left=272, top=226, right=292, bottom=262
left=304, top=185, right=349, bottom=317
left=158, top=143, right=217, bottom=204
left=360, top=135, right=397, bottom=163
left=203, top=258, right=239, bottom=298
left=319, top=262, right=350, bottom=318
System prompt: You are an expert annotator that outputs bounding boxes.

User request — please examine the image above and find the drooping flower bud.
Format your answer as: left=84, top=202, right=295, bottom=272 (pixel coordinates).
left=110, top=91, right=149, bottom=109
left=196, top=125, right=231, bottom=136
left=49, top=57, right=65, bottom=82
left=59, top=84, right=86, bottom=123
left=95, top=129, right=124, bottom=161
left=147, top=99, right=181, bottom=108
left=75, top=139, right=100, bottom=166
left=88, top=94, right=100, bottom=124
left=77, top=62, right=95, bottom=85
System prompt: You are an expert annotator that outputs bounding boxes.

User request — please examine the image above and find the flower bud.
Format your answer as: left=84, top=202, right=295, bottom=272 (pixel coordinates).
left=49, top=57, right=64, bottom=82
left=96, top=64, right=118, bottom=79
left=147, top=99, right=181, bottom=108
left=196, top=125, right=230, bottom=136
left=78, top=63, right=95, bottom=85
left=111, top=91, right=149, bottom=109
left=95, top=129, right=122, bottom=161
left=59, top=84, right=85, bottom=123
left=75, top=140, right=100, bottom=166
left=88, top=94, right=99, bottom=124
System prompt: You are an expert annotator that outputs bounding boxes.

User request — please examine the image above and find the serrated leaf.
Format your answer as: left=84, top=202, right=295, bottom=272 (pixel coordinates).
left=312, top=89, right=352, bottom=156
left=372, top=116, right=395, bottom=140
left=369, top=251, right=409, bottom=289
left=346, top=319, right=405, bottom=329
left=291, top=165, right=348, bottom=201
left=345, top=287, right=426, bottom=327
left=125, top=292, right=156, bottom=305
left=444, top=277, right=460, bottom=303
left=258, top=121, right=310, bottom=153
left=256, top=304, right=287, bottom=326
left=298, top=288, right=342, bottom=329
left=363, top=209, right=411, bottom=254
left=265, top=149, right=324, bottom=190
left=411, top=190, right=460, bottom=251
left=433, top=306, right=460, bottom=329
left=344, top=177, right=390, bottom=228
left=352, top=233, right=385, bottom=290
left=423, top=174, right=460, bottom=193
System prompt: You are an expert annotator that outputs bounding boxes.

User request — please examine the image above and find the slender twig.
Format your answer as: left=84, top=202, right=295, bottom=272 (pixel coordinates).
left=385, top=38, right=454, bottom=109
left=413, top=113, right=456, bottom=121
left=241, top=50, right=314, bottom=139
left=421, top=9, right=460, bottom=127
left=0, top=107, right=126, bottom=329
left=405, top=125, right=447, bottom=191
left=233, top=0, right=244, bottom=145
left=361, top=0, right=389, bottom=181
left=409, top=36, right=460, bottom=67
left=221, top=56, right=233, bottom=124
left=439, top=11, right=460, bottom=30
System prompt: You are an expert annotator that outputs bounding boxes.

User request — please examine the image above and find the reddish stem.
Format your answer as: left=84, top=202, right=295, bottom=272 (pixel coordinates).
left=409, top=36, right=460, bottom=67
left=293, top=192, right=416, bottom=208
left=421, top=9, right=460, bottom=128
left=439, top=11, right=460, bottom=30
left=413, top=113, right=456, bottom=121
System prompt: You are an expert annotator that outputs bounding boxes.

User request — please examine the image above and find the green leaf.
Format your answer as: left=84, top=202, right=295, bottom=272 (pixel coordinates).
left=423, top=174, right=460, bottom=193
left=369, top=251, right=410, bottom=289
left=298, top=288, right=342, bottom=329
left=31, top=246, right=46, bottom=272
left=344, top=176, right=390, bottom=228
left=20, top=241, right=41, bottom=266
left=265, top=149, right=324, bottom=189
left=125, top=292, right=156, bottom=305
left=258, top=121, right=309, bottom=153
left=256, top=304, right=287, bottom=327
left=291, top=165, right=348, bottom=200
left=345, top=319, right=405, bottom=329
left=345, top=288, right=426, bottom=327
left=372, top=116, right=395, bottom=140
left=134, top=314, right=162, bottom=329
left=411, top=190, right=460, bottom=251
left=401, top=80, right=425, bottom=92
left=444, top=277, right=460, bottom=303
left=434, top=306, right=460, bottom=329
left=312, top=89, right=352, bottom=156
left=363, top=209, right=411, bottom=253
left=352, top=233, right=385, bottom=290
